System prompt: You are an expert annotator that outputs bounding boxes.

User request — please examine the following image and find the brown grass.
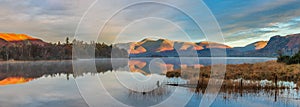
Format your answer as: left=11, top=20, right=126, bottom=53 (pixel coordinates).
left=167, top=61, right=300, bottom=89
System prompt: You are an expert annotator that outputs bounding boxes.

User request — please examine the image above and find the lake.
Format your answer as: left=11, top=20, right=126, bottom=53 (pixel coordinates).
left=0, top=57, right=299, bottom=107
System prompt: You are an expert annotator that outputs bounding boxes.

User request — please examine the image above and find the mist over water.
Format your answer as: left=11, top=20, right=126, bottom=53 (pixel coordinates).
left=0, top=57, right=299, bottom=107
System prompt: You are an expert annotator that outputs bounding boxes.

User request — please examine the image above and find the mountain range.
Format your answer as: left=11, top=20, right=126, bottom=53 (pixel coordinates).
left=115, top=34, right=300, bottom=57
left=0, top=32, right=299, bottom=57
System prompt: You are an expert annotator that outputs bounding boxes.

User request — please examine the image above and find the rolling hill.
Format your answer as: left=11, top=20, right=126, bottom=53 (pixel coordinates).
left=115, top=34, right=300, bottom=57
left=233, top=41, right=268, bottom=52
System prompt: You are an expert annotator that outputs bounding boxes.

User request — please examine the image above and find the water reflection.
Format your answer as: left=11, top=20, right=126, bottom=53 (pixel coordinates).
left=0, top=57, right=299, bottom=107
left=0, top=57, right=276, bottom=84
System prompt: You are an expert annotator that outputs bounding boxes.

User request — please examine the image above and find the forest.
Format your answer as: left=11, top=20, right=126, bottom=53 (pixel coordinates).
left=277, top=50, right=300, bottom=64
left=0, top=38, right=128, bottom=61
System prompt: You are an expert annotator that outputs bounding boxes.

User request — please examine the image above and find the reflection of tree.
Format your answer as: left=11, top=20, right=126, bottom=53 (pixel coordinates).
left=0, top=61, right=73, bottom=81
left=0, top=60, right=126, bottom=83
left=165, top=65, right=300, bottom=103
left=128, top=86, right=173, bottom=104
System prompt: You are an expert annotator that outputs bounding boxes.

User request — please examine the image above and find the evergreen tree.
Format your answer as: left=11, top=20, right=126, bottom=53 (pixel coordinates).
left=66, top=37, right=69, bottom=45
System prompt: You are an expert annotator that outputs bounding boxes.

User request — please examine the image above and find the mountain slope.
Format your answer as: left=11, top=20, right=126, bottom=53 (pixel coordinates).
left=258, top=34, right=300, bottom=56
left=0, top=38, right=8, bottom=46
left=197, top=41, right=231, bottom=49
left=116, top=34, right=300, bottom=57
left=0, top=33, right=38, bottom=41
left=233, top=41, right=268, bottom=52
left=115, top=38, right=232, bottom=57
left=0, top=33, right=47, bottom=46
left=115, top=38, right=232, bottom=55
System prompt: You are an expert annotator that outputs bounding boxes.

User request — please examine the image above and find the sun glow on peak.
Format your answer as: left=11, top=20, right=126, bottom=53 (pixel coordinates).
left=0, top=77, right=34, bottom=85
left=0, top=33, right=38, bottom=41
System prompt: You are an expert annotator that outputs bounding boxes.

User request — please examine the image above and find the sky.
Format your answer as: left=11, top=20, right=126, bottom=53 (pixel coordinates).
left=0, top=0, right=300, bottom=47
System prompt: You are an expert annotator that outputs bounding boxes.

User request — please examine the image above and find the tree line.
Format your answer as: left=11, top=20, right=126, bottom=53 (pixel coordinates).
left=277, top=50, right=300, bottom=64
left=0, top=37, right=128, bottom=61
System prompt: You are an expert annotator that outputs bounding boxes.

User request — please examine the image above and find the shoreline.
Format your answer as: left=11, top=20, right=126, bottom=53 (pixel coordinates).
left=0, top=59, right=73, bottom=64
left=168, top=60, right=300, bottom=86
left=0, top=57, right=276, bottom=62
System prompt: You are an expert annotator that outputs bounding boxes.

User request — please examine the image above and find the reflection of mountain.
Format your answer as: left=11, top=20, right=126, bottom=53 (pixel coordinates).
left=128, top=60, right=171, bottom=75
left=115, top=34, right=300, bottom=57
left=128, top=60, right=149, bottom=75
left=0, top=61, right=73, bottom=84
left=0, top=60, right=118, bottom=85
left=0, top=57, right=274, bottom=85
left=128, top=59, right=203, bottom=75
left=0, top=58, right=201, bottom=85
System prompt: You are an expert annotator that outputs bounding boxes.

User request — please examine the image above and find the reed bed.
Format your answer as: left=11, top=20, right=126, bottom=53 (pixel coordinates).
left=167, top=61, right=300, bottom=90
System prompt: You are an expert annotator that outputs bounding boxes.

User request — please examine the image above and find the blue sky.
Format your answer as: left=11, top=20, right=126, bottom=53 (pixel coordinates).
left=0, top=0, right=300, bottom=47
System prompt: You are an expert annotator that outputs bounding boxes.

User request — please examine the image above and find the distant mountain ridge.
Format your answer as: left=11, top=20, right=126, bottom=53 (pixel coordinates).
left=115, top=38, right=231, bottom=54
left=0, top=33, right=47, bottom=47
left=1, top=32, right=299, bottom=57
left=233, top=41, right=268, bottom=52
left=0, top=33, right=38, bottom=41
left=115, top=33, right=300, bottom=57
left=255, top=34, right=300, bottom=56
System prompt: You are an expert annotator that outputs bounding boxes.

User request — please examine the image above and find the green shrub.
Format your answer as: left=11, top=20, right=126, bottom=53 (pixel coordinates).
left=278, top=50, right=300, bottom=64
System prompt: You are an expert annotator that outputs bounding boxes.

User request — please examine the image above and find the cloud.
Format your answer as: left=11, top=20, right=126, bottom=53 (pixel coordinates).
left=0, top=0, right=300, bottom=47
left=232, top=0, right=297, bottom=18
left=203, top=0, right=300, bottom=46
left=225, top=16, right=300, bottom=47
left=0, top=0, right=94, bottom=42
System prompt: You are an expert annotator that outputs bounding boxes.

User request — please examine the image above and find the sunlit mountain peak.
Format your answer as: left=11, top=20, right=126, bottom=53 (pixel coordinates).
left=0, top=77, right=33, bottom=85
left=0, top=33, right=38, bottom=41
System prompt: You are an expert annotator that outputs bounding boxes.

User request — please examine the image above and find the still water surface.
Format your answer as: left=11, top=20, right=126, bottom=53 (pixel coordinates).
left=0, top=57, right=299, bottom=107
